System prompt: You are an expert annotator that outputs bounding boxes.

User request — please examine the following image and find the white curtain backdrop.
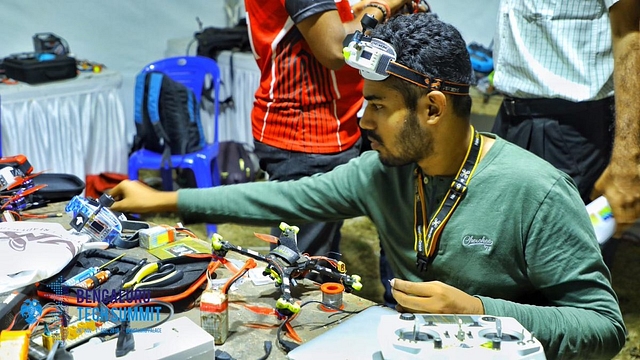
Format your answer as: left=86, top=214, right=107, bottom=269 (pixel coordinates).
left=0, top=71, right=127, bottom=179
left=1, top=0, right=499, bottom=155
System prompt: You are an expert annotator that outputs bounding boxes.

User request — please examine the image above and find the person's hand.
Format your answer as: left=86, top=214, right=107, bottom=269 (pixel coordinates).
left=351, top=0, right=368, bottom=15
left=399, top=0, right=431, bottom=14
left=109, top=180, right=179, bottom=214
left=391, top=279, right=484, bottom=314
left=386, top=0, right=413, bottom=14
left=592, top=162, right=640, bottom=237
left=351, top=0, right=415, bottom=18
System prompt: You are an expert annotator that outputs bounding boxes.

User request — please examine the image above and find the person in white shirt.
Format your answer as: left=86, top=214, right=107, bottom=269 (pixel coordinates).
left=490, top=0, right=640, bottom=265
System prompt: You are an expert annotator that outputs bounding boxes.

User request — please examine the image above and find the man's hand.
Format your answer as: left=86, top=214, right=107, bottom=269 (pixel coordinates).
left=351, top=0, right=429, bottom=17
left=109, top=180, right=179, bottom=214
left=391, top=279, right=484, bottom=314
left=592, top=164, right=640, bottom=237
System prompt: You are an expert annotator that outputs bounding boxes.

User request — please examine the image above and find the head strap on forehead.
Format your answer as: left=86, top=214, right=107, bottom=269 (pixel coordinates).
left=343, top=25, right=469, bottom=95
left=386, top=62, right=469, bottom=94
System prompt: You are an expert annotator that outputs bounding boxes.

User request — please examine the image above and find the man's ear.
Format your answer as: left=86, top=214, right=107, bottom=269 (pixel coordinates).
left=418, top=91, right=446, bottom=124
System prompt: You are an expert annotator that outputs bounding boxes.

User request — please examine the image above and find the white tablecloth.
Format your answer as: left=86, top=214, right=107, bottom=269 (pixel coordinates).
left=216, top=50, right=259, bottom=148
left=0, top=69, right=128, bottom=181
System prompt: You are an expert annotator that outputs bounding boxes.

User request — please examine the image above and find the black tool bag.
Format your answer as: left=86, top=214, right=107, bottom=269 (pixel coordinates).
left=3, top=52, right=77, bottom=84
left=36, top=249, right=214, bottom=312
left=31, top=173, right=85, bottom=203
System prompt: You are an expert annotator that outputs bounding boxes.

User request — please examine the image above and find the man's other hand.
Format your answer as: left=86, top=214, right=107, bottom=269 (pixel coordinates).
left=391, top=279, right=485, bottom=314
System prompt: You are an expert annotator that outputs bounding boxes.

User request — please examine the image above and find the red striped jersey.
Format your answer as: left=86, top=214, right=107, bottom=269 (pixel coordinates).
left=245, top=0, right=363, bottom=154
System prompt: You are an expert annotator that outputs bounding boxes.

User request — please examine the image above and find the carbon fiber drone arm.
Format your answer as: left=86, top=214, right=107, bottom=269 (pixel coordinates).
left=310, top=262, right=362, bottom=292
left=211, top=237, right=270, bottom=264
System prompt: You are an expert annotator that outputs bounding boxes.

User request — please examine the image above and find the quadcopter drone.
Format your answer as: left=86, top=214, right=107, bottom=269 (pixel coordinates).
left=0, top=158, right=47, bottom=212
left=211, top=222, right=363, bottom=316
left=0, top=184, right=47, bottom=211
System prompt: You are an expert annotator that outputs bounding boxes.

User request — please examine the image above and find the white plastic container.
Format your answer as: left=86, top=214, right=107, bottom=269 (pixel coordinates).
left=586, top=196, right=616, bottom=245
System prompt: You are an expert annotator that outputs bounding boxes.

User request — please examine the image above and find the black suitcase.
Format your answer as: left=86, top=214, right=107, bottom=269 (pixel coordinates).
left=3, top=52, right=77, bottom=84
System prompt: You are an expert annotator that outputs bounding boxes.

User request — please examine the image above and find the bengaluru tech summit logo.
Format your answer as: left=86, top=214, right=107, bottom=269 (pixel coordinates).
left=20, top=299, right=43, bottom=325
left=20, top=276, right=67, bottom=326
left=20, top=276, right=163, bottom=333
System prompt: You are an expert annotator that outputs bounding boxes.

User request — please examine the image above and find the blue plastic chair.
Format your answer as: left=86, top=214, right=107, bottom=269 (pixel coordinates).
left=128, top=56, right=221, bottom=237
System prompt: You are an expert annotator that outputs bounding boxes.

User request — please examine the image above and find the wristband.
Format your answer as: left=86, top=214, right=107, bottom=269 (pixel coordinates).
left=368, top=1, right=391, bottom=21
left=364, top=3, right=389, bottom=22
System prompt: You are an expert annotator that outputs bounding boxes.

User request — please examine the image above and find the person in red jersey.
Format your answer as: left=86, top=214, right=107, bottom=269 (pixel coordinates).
left=243, top=0, right=413, bottom=263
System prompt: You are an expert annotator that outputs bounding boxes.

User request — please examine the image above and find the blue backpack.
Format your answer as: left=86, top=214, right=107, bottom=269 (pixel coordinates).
left=130, top=71, right=205, bottom=166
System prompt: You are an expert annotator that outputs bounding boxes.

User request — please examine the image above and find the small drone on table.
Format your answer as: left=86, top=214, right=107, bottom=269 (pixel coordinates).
left=0, top=155, right=47, bottom=212
left=211, top=222, right=363, bottom=316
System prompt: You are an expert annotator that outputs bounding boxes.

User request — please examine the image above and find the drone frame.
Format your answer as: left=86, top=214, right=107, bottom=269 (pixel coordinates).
left=211, top=222, right=363, bottom=316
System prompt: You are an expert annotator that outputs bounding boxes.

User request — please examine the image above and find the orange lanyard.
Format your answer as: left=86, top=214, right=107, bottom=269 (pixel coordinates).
left=414, top=126, right=483, bottom=272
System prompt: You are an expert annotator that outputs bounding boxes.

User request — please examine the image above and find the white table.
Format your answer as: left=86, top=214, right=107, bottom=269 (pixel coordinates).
left=0, top=69, right=128, bottom=182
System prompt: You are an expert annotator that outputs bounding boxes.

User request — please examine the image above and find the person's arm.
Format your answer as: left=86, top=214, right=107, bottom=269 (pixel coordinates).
left=481, top=179, right=626, bottom=359
left=593, top=0, right=640, bottom=236
left=175, top=154, right=381, bottom=226
left=110, top=153, right=382, bottom=225
left=293, top=0, right=411, bottom=70
left=391, top=279, right=485, bottom=314
left=109, top=180, right=178, bottom=213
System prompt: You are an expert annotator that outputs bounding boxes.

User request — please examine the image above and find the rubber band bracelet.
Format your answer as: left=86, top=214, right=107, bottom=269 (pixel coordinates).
left=364, top=2, right=390, bottom=22
left=369, top=1, right=391, bottom=21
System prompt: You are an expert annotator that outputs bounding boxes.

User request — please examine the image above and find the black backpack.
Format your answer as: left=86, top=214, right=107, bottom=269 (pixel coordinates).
left=194, top=19, right=251, bottom=61
left=130, top=71, right=205, bottom=167
left=219, top=141, right=259, bottom=185
left=194, top=20, right=252, bottom=112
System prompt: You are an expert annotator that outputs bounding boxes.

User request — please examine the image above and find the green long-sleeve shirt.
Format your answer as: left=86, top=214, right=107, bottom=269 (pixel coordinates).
left=178, top=135, right=625, bottom=359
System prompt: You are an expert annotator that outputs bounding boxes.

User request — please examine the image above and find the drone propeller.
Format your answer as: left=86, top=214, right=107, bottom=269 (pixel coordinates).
left=253, top=232, right=278, bottom=244
left=1, top=184, right=47, bottom=210
left=6, top=170, right=46, bottom=190
left=16, top=183, right=46, bottom=196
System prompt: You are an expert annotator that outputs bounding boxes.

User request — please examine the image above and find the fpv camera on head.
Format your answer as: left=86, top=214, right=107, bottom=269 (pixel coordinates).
left=342, top=15, right=470, bottom=95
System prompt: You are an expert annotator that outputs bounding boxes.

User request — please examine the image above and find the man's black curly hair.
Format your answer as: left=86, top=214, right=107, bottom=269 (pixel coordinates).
left=371, top=13, right=473, bottom=117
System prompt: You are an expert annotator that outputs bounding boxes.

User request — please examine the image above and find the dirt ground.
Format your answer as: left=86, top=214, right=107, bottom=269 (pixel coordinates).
left=152, top=215, right=640, bottom=359
left=608, top=237, right=640, bottom=359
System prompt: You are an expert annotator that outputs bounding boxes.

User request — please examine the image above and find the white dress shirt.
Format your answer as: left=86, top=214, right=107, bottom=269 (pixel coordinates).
left=493, top=0, right=618, bottom=101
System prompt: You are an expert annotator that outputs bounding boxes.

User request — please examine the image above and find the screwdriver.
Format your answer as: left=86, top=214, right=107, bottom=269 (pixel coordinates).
left=75, top=267, right=119, bottom=290
left=63, top=253, right=125, bottom=287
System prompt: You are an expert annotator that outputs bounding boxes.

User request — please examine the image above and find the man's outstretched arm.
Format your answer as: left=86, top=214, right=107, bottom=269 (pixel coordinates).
left=593, top=0, right=640, bottom=236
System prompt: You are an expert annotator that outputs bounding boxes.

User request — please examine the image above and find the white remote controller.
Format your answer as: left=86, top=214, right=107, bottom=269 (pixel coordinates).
left=378, top=313, right=546, bottom=360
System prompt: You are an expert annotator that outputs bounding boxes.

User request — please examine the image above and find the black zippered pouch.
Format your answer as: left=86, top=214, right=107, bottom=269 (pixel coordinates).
left=36, top=249, right=214, bottom=311
left=4, top=53, right=77, bottom=84
left=32, top=173, right=85, bottom=203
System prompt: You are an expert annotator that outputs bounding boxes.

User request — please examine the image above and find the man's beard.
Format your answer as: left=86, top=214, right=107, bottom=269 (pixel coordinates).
left=375, top=111, right=433, bottom=167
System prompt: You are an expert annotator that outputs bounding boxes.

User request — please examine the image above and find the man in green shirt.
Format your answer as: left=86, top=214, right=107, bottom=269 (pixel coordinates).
left=111, top=13, right=625, bottom=359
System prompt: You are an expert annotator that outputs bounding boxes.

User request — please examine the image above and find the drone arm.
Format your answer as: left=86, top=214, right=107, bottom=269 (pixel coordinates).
left=311, top=263, right=362, bottom=292
left=275, top=267, right=301, bottom=316
left=212, top=238, right=270, bottom=264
